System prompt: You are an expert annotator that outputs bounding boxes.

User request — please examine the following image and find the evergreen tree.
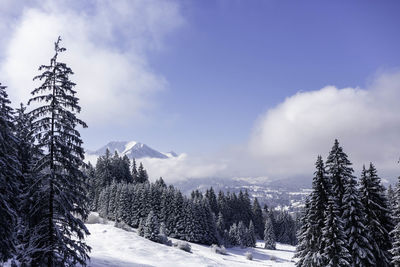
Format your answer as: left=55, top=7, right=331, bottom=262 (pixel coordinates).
left=228, top=223, right=238, bottom=246
left=360, top=164, right=393, bottom=267
left=294, top=198, right=311, bottom=266
left=247, top=221, right=256, bottom=247
left=137, top=162, right=148, bottom=183
left=131, top=158, right=138, bottom=182
left=320, top=195, right=351, bottom=267
left=390, top=176, right=400, bottom=266
left=264, top=213, right=276, bottom=250
left=325, top=139, right=354, bottom=216
left=27, top=37, right=90, bottom=266
left=275, top=211, right=296, bottom=245
left=216, top=212, right=225, bottom=238
left=14, top=104, right=42, bottom=265
left=205, top=187, right=218, bottom=215
left=252, top=198, right=264, bottom=239
left=143, top=210, right=160, bottom=242
left=342, top=172, right=375, bottom=266
left=296, top=156, right=329, bottom=266
left=388, top=184, right=396, bottom=211
left=0, top=83, right=20, bottom=262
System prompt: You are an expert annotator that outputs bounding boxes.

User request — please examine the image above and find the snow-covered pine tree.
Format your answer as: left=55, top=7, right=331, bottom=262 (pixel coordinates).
left=216, top=212, right=225, bottom=238
left=295, top=156, right=329, bottom=266
left=205, top=187, right=218, bottom=215
left=252, top=198, right=264, bottom=239
left=247, top=221, right=256, bottom=247
left=390, top=176, right=400, bottom=266
left=236, top=221, right=248, bottom=248
left=264, top=212, right=276, bottom=250
left=137, top=162, right=148, bottom=183
left=275, top=211, right=296, bottom=245
left=388, top=184, right=396, bottom=211
left=342, top=170, right=375, bottom=266
left=131, top=158, right=138, bottom=182
left=14, top=104, right=43, bottom=265
left=143, top=210, right=160, bottom=242
left=294, top=198, right=311, bottom=266
left=228, top=223, right=238, bottom=246
left=325, top=139, right=354, bottom=216
left=320, top=195, right=351, bottom=267
left=0, top=83, right=20, bottom=263
left=171, top=190, right=186, bottom=239
left=360, top=164, right=393, bottom=266
left=27, top=37, right=90, bottom=266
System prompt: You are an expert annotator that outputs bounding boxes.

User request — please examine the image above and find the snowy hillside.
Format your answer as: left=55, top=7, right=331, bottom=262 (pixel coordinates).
left=87, top=141, right=177, bottom=160
left=83, top=214, right=296, bottom=267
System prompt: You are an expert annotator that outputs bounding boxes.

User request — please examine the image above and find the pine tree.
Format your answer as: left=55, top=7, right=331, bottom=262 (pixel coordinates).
left=131, top=158, right=138, bottom=182
left=216, top=212, right=225, bottom=238
left=0, top=83, right=20, bottom=262
left=390, top=176, right=400, bottom=266
left=137, top=162, right=148, bottom=183
left=295, top=156, right=329, bottom=266
left=320, top=195, right=351, bottom=267
left=205, top=187, right=218, bottom=215
left=388, top=184, right=396, bottom=211
left=342, top=172, right=375, bottom=266
left=27, top=37, right=90, bottom=266
left=264, top=212, right=276, bottom=250
left=294, top=198, right=311, bottom=266
left=143, top=210, right=160, bottom=242
left=247, top=221, right=256, bottom=247
left=325, top=139, right=354, bottom=216
left=252, top=198, right=264, bottom=239
left=360, top=164, right=393, bottom=266
left=14, top=104, right=42, bottom=265
left=228, top=223, right=238, bottom=246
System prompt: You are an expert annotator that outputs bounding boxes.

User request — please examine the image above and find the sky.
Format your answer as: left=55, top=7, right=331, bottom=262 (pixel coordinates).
left=1, top=0, right=400, bottom=183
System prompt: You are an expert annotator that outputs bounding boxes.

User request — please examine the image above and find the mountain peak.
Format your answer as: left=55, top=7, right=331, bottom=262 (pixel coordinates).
left=91, top=140, right=176, bottom=159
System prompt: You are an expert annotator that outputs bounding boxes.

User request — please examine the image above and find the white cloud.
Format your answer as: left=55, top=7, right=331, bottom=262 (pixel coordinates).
left=248, top=71, right=400, bottom=180
left=0, top=0, right=183, bottom=125
left=140, top=154, right=227, bottom=183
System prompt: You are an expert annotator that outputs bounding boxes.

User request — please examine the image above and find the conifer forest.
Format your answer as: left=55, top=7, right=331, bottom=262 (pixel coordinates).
left=1, top=5, right=400, bottom=265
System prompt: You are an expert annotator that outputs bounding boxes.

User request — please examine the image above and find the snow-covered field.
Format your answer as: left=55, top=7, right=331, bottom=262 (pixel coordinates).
left=84, top=216, right=296, bottom=267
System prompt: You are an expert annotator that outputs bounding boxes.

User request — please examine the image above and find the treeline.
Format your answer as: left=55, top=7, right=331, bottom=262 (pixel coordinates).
left=296, top=139, right=396, bottom=267
left=86, top=150, right=298, bottom=248
left=0, top=38, right=90, bottom=266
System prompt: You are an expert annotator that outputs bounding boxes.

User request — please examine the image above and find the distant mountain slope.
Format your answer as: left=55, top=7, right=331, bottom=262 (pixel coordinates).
left=88, top=141, right=177, bottom=159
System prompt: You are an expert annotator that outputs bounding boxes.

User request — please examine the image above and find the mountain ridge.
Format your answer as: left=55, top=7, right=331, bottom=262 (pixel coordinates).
left=87, top=140, right=177, bottom=159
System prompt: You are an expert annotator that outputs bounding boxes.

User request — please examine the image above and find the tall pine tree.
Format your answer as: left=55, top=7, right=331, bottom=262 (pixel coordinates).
left=390, top=176, right=400, bottom=266
left=342, top=171, right=375, bottom=266
left=0, top=83, right=20, bottom=262
left=27, top=37, right=90, bottom=266
left=360, top=164, right=393, bottom=267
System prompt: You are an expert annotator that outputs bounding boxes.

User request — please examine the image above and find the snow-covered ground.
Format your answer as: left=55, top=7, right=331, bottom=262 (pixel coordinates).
left=84, top=215, right=296, bottom=267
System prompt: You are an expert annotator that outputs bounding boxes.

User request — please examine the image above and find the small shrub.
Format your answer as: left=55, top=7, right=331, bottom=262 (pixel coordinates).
left=245, top=251, right=253, bottom=260
left=86, top=213, right=105, bottom=224
left=270, top=255, right=278, bottom=261
left=174, top=241, right=192, bottom=253
left=210, top=244, right=227, bottom=255
left=158, top=233, right=172, bottom=246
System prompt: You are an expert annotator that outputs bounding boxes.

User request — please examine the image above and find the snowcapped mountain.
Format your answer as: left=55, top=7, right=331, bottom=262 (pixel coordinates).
left=88, top=141, right=177, bottom=159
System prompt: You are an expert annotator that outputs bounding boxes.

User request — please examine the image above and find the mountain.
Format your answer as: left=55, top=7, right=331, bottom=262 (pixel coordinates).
left=89, top=141, right=177, bottom=159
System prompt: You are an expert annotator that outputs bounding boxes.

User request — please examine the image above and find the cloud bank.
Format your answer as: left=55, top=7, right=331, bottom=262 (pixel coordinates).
left=0, top=0, right=183, bottom=125
left=248, top=71, right=400, bottom=181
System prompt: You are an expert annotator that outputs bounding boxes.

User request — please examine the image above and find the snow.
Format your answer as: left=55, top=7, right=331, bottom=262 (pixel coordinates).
left=83, top=214, right=296, bottom=267
left=122, top=141, right=138, bottom=154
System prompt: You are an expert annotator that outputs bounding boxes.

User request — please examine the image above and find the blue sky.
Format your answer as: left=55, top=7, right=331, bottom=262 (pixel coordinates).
left=2, top=0, right=400, bottom=181
left=129, top=0, right=400, bottom=154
